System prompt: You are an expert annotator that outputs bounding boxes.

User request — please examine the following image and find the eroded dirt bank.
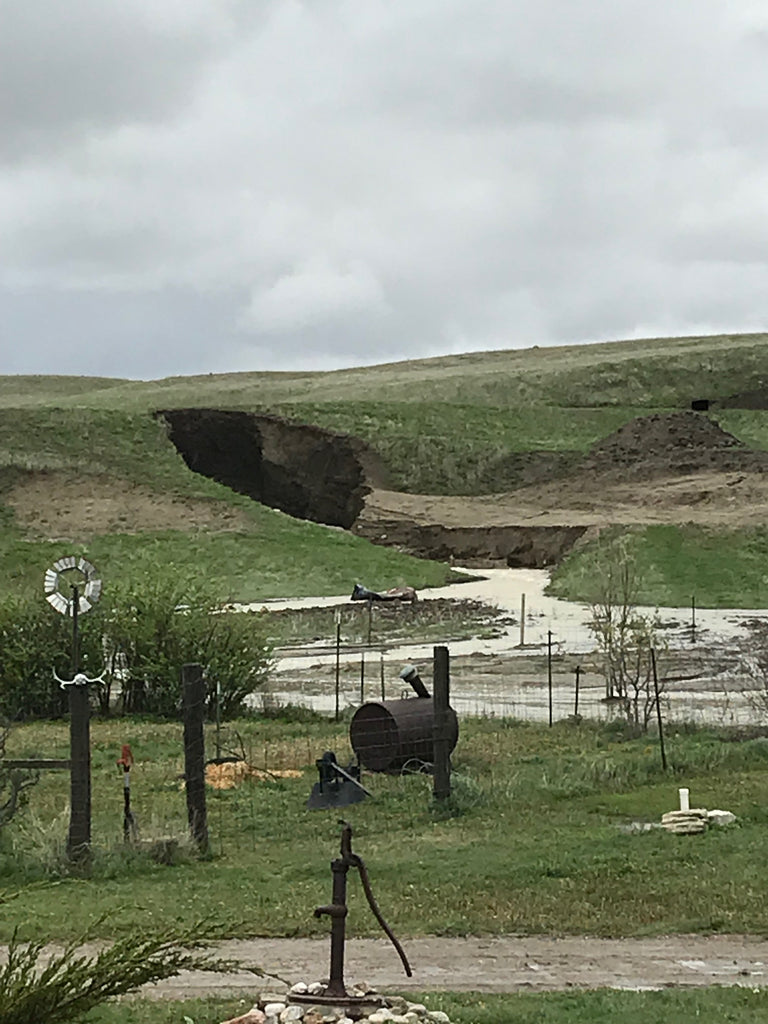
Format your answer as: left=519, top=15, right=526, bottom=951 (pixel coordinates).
left=352, top=518, right=588, bottom=567
left=354, top=412, right=768, bottom=566
left=158, top=409, right=387, bottom=529
left=7, top=410, right=766, bottom=569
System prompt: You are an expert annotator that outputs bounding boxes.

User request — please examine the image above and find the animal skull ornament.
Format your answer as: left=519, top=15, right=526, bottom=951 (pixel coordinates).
left=53, top=668, right=107, bottom=690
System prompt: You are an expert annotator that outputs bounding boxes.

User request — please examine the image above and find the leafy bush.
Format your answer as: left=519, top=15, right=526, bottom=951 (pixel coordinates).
left=0, top=572, right=272, bottom=720
left=0, top=596, right=103, bottom=719
left=101, top=571, right=271, bottom=718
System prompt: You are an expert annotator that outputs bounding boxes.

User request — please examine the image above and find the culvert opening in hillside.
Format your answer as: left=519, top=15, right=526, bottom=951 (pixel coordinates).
left=157, top=409, right=377, bottom=529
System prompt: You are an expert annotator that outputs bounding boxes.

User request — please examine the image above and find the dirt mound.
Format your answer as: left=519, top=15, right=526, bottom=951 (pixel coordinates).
left=579, top=411, right=768, bottom=480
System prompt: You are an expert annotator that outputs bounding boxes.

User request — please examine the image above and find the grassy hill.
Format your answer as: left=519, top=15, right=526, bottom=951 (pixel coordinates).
left=0, top=333, right=767, bottom=604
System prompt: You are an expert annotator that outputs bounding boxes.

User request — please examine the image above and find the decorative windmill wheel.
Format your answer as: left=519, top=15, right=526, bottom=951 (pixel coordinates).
left=44, top=556, right=102, bottom=616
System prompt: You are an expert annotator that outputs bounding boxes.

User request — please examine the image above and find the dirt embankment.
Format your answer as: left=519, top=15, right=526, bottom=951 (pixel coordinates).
left=5, top=410, right=766, bottom=568
left=355, top=412, right=768, bottom=567
left=159, top=409, right=385, bottom=529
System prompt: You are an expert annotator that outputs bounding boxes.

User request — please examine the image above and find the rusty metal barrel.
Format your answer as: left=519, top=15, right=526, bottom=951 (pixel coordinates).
left=349, top=698, right=459, bottom=772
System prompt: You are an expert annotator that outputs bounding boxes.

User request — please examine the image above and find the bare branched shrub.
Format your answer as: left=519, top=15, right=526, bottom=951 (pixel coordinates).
left=738, top=627, right=768, bottom=723
left=588, top=537, right=666, bottom=730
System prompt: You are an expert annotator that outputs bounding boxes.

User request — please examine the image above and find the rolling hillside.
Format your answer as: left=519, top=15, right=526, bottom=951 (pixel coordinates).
left=0, top=333, right=767, bottom=604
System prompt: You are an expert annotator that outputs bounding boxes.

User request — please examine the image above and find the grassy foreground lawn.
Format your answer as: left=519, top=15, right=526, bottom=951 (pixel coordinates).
left=2, top=717, right=768, bottom=943
left=85, top=988, right=768, bottom=1024
left=549, top=524, right=768, bottom=608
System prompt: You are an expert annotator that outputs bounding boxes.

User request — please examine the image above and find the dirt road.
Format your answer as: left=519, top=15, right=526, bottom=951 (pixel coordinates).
left=141, top=934, right=768, bottom=998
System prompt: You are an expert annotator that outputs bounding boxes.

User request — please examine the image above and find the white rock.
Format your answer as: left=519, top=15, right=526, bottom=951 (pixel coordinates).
left=427, top=1013, right=451, bottom=1023
left=308, top=982, right=325, bottom=995
left=406, top=1006, right=427, bottom=1015
left=708, top=809, right=737, bottom=826
left=290, top=982, right=309, bottom=995
left=264, top=1005, right=286, bottom=1018
left=219, top=1010, right=266, bottom=1024
left=661, top=809, right=708, bottom=822
left=280, top=1007, right=305, bottom=1021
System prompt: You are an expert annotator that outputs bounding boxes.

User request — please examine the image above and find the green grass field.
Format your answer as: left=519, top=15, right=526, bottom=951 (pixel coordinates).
left=548, top=524, right=768, bottom=608
left=11, top=333, right=763, bottom=411
left=3, top=717, right=768, bottom=944
left=87, top=988, right=768, bottom=1024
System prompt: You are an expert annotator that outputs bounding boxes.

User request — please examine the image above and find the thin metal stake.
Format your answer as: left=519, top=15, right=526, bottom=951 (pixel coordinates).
left=360, top=651, right=365, bottom=705
left=574, top=665, right=581, bottom=717
left=650, top=647, right=667, bottom=771
left=71, top=584, right=79, bottom=676
left=215, top=677, right=221, bottom=761
left=520, top=593, right=526, bottom=646
left=334, top=617, right=341, bottom=722
left=547, top=630, right=553, bottom=727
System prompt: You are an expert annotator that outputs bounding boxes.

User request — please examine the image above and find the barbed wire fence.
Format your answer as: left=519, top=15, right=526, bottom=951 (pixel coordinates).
left=261, top=614, right=768, bottom=730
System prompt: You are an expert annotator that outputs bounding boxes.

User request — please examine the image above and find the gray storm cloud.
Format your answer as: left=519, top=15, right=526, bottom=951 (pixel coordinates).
left=1, top=0, right=767, bottom=376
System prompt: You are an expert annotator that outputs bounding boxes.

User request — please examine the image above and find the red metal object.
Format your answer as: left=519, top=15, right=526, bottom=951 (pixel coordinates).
left=116, top=744, right=134, bottom=769
left=116, top=744, right=138, bottom=842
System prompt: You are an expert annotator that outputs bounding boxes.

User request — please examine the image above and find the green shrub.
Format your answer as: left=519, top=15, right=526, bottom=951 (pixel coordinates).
left=0, top=597, right=102, bottom=719
left=101, top=571, right=271, bottom=718
left=0, top=573, right=272, bottom=720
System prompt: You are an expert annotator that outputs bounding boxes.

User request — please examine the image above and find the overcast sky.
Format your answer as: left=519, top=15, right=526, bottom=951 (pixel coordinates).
left=1, top=1, right=768, bottom=379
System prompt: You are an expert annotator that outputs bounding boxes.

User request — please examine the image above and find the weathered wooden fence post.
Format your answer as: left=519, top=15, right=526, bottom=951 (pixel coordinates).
left=66, top=683, right=91, bottom=861
left=432, top=646, right=451, bottom=801
left=67, top=586, right=90, bottom=862
left=182, top=663, right=209, bottom=853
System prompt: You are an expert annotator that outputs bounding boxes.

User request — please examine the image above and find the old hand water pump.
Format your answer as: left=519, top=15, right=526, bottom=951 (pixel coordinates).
left=291, top=821, right=412, bottom=1014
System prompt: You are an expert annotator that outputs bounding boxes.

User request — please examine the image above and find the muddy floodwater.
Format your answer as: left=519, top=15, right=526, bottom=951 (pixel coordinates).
left=249, top=568, right=768, bottom=727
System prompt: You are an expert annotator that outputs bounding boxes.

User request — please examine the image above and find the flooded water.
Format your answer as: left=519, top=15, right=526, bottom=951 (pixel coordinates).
left=249, top=568, right=768, bottom=726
